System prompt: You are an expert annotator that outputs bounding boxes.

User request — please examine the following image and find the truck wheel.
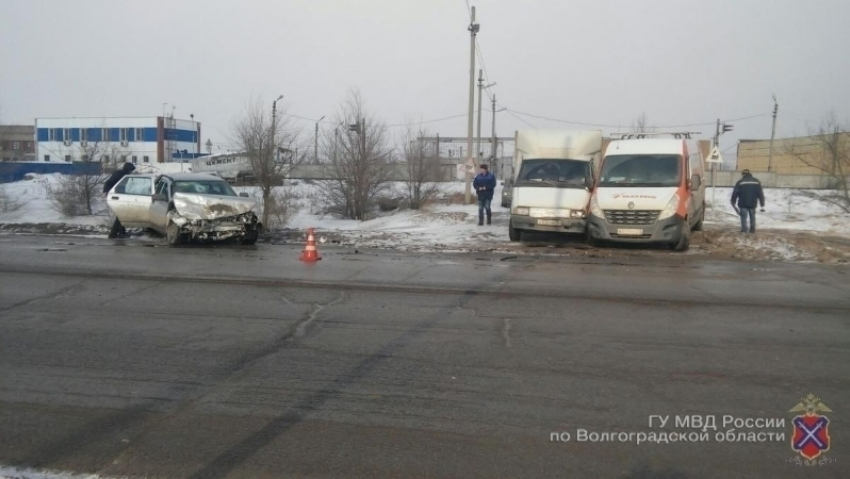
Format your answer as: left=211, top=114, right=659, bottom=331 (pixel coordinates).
left=508, top=221, right=521, bottom=242
left=166, top=221, right=185, bottom=246
left=671, top=221, right=690, bottom=252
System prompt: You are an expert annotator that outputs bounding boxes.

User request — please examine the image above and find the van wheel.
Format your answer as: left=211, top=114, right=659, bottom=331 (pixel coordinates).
left=508, top=221, right=521, bottom=242
left=692, top=209, right=705, bottom=232
left=671, top=220, right=690, bottom=252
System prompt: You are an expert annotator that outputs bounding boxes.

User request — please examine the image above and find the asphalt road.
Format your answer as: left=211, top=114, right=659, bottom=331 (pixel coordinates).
left=0, top=235, right=848, bottom=479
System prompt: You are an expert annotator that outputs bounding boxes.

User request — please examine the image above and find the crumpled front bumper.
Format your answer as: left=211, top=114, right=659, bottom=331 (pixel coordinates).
left=172, top=212, right=259, bottom=240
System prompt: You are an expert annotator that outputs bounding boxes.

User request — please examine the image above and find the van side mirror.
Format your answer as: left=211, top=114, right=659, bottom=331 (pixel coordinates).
left=689, top=174, right=701, bottom=190
left=152, top=193, right=167, bottom=202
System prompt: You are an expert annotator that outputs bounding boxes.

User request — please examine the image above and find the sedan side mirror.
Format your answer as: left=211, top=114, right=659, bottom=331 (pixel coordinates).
left=239, top=192, right=250, bottom=198
left=152, top=193, right=167, bottom=202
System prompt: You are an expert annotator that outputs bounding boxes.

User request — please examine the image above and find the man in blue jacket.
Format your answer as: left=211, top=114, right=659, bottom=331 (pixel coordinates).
left=731, top=169, right=766, bottom=233
left=472, top=164, right=497, bottom=226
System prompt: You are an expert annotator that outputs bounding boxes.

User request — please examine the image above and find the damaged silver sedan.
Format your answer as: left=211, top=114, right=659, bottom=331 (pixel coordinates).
left=106, top=173, right=261, bottom=245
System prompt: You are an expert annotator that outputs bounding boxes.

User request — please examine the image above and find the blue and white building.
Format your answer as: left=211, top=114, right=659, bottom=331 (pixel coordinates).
left=35, top=116, right=202, bottom=166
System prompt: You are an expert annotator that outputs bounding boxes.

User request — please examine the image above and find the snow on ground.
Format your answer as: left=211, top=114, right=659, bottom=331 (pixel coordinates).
left=0, top=465, right=124, bottom=479
left=2, top=175, right=849, bottom=262
left=704, top=186, right=850, bottom=235
left=0, top=174, right=111, bottom=228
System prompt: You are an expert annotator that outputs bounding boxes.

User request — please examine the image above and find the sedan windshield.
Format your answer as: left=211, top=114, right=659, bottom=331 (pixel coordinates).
left=599, top=154, right=681, bottom=187
left=173, top=180, right=237, bottom=197
left=516, top=159, right=591, bottom=188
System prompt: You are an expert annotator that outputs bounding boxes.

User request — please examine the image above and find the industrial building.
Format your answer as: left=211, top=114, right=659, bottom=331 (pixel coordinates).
left=737, top=132, right=850, bottom=175
left=0, top=125, right=36, bottom=162
left=35, top=116, right=202, bottom=167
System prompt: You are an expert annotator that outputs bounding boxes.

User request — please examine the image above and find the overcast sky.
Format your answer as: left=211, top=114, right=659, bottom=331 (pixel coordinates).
left=1, top=0, right=848, bottom=159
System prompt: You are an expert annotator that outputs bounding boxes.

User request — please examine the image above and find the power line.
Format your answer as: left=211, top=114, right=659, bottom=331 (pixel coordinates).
left=505, top=108, right=771, bottom=129
left=506, top=110, right=538, bottom=130
left=386, top=113, right=469, bottom=128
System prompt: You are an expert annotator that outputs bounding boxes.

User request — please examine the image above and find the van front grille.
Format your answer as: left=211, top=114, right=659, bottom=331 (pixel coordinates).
left=603, top=210, right=660, bottom=226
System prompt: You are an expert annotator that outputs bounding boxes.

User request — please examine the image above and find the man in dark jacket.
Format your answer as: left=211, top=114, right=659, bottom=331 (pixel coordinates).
left=103, top=162, right=136, bottom=238
left=731, top=169, right=765, bottom=233
left=103, top=162, right=135, bottom=194
left=472, top=164, right=497, bottom=226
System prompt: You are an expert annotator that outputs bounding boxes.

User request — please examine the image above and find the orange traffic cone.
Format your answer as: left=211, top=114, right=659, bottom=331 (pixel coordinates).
left=300, top=227, right=322, bottom=262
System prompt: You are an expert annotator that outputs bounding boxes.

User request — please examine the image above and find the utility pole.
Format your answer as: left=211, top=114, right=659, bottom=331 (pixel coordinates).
left=314, top=115, right=325, bottom=164
left=490, top=93, right=497, bottom=177
left=476, top=69, right=484, bottom=164
left=465, top=6, right=479, bottom=204
left=711, top=119, right=720, bottom=209
left=435, top=133, right=441, bottom=179
left=768, top=94, right=778, bottom=172
left=272, top=95, right=283, bottom=164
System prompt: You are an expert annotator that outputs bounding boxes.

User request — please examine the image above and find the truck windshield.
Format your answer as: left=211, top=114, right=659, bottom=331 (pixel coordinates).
left=598, top=154, right=681, bottom=187
left=173, top=180, right=237, bottom=196
left=516, top=159, right=591, bottom=188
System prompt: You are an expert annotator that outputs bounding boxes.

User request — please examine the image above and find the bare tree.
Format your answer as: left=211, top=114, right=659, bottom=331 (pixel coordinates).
left=48, top=140, right=119, bottom=216
left=786, top=113, right=850, bottom=213
left=319, top=90, right=393, bottom=220
left=232, top=97, right=302, bottom=228
left=631, top=112, right=655, bottom=134
left=400, top=125, right=443, bottom=209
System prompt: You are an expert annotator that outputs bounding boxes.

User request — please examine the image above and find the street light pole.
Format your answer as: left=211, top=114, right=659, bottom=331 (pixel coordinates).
left=465, top=6, right=479, bottom=204
left=314, top=116, right=325, bottom=164
left=272, top=95, right=283, bottom=163
left=768, top=94, right=779, bottom=173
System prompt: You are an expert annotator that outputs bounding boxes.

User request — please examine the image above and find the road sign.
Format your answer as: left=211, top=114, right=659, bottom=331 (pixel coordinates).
left=706, top=146, right=724, bottom=164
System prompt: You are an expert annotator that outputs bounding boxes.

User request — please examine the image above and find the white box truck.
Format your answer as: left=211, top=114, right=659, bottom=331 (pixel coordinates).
left=508, top=130, right=603, bottom=241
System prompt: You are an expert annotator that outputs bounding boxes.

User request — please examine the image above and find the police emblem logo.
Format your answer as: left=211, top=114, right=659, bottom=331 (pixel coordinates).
left=789, top=393, right=832, bottom=461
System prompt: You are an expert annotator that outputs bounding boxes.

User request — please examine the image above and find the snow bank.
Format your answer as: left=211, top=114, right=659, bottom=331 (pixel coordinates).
left=704, top=187, right=850, bottom=235
left=0, top=174, right=111, bottom=227
left=0, top=465, right=126, bottom=479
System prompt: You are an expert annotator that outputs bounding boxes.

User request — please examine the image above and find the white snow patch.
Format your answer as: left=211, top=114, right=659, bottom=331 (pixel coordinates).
left=0, top=174, right=111, bottom=227
left=0, top=465, right=133, bottom=479
left=705, top=187, right=850, bottom=235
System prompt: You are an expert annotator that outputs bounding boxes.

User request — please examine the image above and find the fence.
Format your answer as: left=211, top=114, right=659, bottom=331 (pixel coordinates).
left=710, top=171, right=838, bottom=189
left=0, top=161, right=102, bottom=183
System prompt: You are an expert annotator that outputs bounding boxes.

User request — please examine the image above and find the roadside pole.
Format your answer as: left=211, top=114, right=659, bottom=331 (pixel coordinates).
left=465, top=7, right=479, bottom=204
left=712, top=119, right=720, bottom=210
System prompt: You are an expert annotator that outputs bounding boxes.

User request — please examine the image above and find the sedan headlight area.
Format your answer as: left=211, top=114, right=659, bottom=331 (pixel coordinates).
left=658, top=193, right=680, bottom=220
left=513, top=207, right=530, bottom=216
left=570, top=210, right=586, bottom=218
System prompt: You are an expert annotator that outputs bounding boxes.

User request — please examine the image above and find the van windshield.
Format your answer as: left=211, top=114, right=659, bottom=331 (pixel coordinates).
left=516, top=159, right=591, bottom=188
left=598, top=154, right=682, bottom=187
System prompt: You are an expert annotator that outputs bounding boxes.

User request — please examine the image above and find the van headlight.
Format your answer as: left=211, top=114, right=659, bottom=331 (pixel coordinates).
left=513, top=207, right=529, bottom=216
left=589, top=195, right=603, bottom=217
left=658, top=194, right=680, bottom=220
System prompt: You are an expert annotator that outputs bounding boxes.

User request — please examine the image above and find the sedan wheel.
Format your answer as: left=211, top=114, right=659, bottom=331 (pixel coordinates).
left=166, top=221, right=184, bottom=246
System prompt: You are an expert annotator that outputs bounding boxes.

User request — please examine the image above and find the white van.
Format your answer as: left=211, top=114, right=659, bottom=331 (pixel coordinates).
left=509, top=130, right=602, bottom=241
left=587, top=137, right=706, bottom=251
